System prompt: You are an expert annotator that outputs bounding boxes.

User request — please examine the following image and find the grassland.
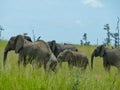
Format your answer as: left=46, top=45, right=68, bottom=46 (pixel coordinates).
left=0, top=41, right=120, bottom=90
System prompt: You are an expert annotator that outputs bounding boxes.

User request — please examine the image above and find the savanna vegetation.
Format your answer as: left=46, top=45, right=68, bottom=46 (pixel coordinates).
left=0, top=41, right=120, bottom=90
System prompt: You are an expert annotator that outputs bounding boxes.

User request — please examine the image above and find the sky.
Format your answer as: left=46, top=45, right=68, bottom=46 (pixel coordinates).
left=0, top=0, right=120, bottom=45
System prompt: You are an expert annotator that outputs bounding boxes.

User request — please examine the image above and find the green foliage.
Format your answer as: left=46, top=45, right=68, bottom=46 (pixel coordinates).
left=0, top=41, right=120, bottom=90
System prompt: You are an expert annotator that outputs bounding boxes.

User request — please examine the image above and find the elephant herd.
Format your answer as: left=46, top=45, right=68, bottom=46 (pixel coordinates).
left=3, top=35, right=120, bottom=72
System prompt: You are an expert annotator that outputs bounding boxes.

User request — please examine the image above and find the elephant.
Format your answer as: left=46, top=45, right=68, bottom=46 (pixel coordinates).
left=14, top=35, right=57, bottom=71
left=48, top=40, right=78, bottom=57
left=57, top=50, right=89, bottom=70
left=91, top=45, right=120, bottom=72
left=3, top=35, right=32, bottom=68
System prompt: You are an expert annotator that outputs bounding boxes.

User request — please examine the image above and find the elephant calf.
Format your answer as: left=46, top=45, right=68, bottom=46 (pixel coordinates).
left=57, top=50, right=89, bottom=70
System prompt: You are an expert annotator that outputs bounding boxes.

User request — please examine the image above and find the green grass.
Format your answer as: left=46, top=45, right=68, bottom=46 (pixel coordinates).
left=0, top=41, right=120, bottom=90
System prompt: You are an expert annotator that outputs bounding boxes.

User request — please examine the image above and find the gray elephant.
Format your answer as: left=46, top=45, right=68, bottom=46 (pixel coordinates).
left=91, top=45, right=120, bottom=72
left=48, top=40, right=78, bottom=57
left=3, top=35, right=32, bottom=68
left=14, top=35, right=57, bottom=71
left=57, top=50, right=89, bottom=70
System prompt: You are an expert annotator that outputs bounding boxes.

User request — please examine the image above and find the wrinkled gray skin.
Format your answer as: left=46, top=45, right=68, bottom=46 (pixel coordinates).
left=91, top=45, right=120, bottom=72
left=48, top=40, right=78, bottom=57
left=57, top=50, right=89, bottom=70
left=3, top=35, right=32, bottom=68
left=15, top=35, right=57, bottom=71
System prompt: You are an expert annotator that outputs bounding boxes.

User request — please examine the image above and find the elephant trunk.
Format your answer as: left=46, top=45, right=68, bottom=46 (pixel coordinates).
left=3, top=46, right=10, bottom=68
left=91, top=50, right=95, bottom=70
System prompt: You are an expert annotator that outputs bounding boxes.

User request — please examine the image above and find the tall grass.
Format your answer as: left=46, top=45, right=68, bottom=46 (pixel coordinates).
left=0, top=41, right=120, bottom=90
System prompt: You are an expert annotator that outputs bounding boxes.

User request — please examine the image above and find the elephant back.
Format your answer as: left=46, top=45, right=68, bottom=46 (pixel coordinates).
left=36, top=40, right=52, bottom=53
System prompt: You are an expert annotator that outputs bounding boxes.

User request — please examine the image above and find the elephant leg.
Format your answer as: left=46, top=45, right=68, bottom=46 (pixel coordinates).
left=32, top=60, right=36, bottom=70
left=30, top=57, right=37, bottom=70
left=38, top=61, right=42, bottom=68
left=49, top=61, right=57, bottom=71
left=68, top=63, right=73, bottom=69
left=44, top=60, right=47, bottom=71
left=29, top=56, right=34, bottom=64
left=45, top=57, right=52, bottom=71
left=81, top=65, right=87, bottom=71
left=118, top=68, right=120, bottom=73
left=23, top=56, right=27, bottom=67
left=116, top=66, right=120, bottom=73
left=103, top=61, right=110, bottom=72
left=18, top=55, right=22, bottom=68
left=105, top=65, right=111, bottom=72
left=80, top=61, right=87, bottom=71
left=68, top=60, right=73, bottom=69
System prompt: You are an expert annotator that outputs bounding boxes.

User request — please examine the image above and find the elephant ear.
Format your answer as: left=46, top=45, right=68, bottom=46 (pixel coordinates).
left=15, top=35, right=24, bottom=53
left=52, top=40, right=56, bottom=52
left=99, top=45, right=105, bottom=57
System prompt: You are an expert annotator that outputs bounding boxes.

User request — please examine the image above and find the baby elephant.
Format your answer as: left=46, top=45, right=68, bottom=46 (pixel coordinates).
left=57, top=50, right=89, bottom=70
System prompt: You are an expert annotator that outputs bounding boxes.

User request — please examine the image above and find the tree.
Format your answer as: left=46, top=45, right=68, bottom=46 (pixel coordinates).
left=80, top=40, right=83, bottom=45
left=32, top=29, right=36, bottom=42
left=81, top=33, right=90, bottom=45
left=110, top=33, right=118, bottom=47
left=83, top=33, right=87, bottom=44
left=116, top=17, right=120, bottom=47
left=0, top=25, right=4, bottom=40
left=23, top=33, right=28, bottom=36
left=109, top=17, right=120, bottom=48
left=103, top=24, right=111, bottom=46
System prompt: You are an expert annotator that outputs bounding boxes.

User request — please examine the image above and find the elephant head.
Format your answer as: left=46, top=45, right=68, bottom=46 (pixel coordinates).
left=91, top=45, right=105, bottom=69
left=48, top=40, right=56, bottom=52
left=3, top=35, right=32, bottom=68
left=48, top=40, right=59, bottom=57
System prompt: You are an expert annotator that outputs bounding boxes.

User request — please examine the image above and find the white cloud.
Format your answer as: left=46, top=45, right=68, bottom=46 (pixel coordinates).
left=82, top=0, right=104, bottom=8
